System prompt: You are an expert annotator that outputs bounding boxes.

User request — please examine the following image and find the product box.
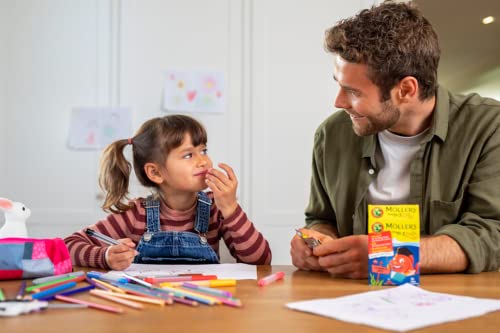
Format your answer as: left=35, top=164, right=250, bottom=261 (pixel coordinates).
left=368, top=204, right=420, bottom=286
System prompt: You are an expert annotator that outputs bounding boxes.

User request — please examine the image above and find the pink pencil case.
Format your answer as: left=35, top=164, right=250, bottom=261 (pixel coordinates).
left=0, top=238, right=72, bottom=280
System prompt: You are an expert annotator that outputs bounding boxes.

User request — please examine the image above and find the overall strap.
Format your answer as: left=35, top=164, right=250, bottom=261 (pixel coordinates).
left=194, top=191, right=211, bottom=234
left=144, top=196, right=161, bottom=233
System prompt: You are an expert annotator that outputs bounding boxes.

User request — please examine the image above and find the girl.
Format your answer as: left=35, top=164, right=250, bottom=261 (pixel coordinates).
left=64, top=115, right=272, bottom=270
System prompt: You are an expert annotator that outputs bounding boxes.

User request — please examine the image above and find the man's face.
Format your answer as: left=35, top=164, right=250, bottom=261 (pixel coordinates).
left=333, top=55, right=400, bottom=136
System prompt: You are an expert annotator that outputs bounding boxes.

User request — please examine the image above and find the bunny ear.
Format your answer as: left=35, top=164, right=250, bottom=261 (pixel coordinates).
left=0, top=198, right=13, bottom=210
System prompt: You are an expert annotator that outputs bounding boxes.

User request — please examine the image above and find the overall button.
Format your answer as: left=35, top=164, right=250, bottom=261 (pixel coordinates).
left=143, top=232, right=152, bottom=242
left=368, top=168, right=375, bottom=175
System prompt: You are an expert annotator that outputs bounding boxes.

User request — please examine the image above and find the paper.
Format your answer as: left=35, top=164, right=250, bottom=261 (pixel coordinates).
left=67, top=107, right=132, bottom=150
left=113, top=263, right=257, bottom=280
left=162, top=69, right=225, bottom=113
left=286, top=284, right=500, bottom=332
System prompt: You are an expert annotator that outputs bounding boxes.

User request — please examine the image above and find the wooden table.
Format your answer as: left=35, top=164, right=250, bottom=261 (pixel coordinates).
left=1, top=266, right=499, bottom=333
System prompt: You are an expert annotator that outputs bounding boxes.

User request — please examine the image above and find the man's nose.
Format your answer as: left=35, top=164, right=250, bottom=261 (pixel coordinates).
left=334, top=89, right=350, bottom=109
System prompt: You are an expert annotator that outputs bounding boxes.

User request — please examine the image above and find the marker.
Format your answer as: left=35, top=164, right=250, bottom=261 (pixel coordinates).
left=85, top=228, right=120, bottom=245
left=16, top=281, right=26, bottom=300
left=38, top=285, right=96, bottom=301
left=0, top=288, right=5, bottom=301
left=160, top=279, right=236, bottom=288
left=31, top=275, right=86, bottom=292
left=144, top=275, right=218, bottom=284
left=87, top=271, right=128, bottom=284
left=32, top=271, right=85, bottom=285
left=181, top=283, right=233, bottom=298
left=295, top=229, right=321, bottom=248
left=122, top=272, right=153, bottom=288
left=258, top=271, right=285, bottom=286
left=30, top=282, right=77, bottom=300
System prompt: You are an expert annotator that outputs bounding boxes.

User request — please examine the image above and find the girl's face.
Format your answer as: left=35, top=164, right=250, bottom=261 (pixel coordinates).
left=160, top=133, right=212, bottom=193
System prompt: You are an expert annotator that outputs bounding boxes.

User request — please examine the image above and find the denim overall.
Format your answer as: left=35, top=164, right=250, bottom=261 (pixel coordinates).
left=133, top=192, right=220, bottom=264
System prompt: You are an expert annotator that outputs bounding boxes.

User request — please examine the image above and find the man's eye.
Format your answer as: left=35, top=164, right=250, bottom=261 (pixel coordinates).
left=183, top=153, right=192, bottom=159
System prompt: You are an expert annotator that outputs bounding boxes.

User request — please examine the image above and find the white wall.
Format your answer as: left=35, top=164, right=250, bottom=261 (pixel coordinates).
left=1, top=0, right=370, bottom=264
left=249, top=0, right=366, bottom=262
left=2, top=0, right=107, bottom=236
left=0, top=0, right=8, bottom=194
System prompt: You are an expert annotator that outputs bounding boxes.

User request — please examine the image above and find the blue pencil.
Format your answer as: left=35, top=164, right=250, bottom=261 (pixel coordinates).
left=38, top=285, right=96, bottom=301
left=30, top=281, right=77, bottom=300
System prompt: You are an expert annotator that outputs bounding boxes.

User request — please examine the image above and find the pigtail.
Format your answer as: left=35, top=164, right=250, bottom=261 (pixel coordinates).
left=99, top=139, right=133, bottom=213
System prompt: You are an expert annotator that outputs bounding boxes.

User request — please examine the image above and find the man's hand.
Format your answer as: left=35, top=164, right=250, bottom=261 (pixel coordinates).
left=314, top=235, right=368, bottom=279
left=290, top=228, right=333, bottom=271
left=106, top=238, right=138, bottom=271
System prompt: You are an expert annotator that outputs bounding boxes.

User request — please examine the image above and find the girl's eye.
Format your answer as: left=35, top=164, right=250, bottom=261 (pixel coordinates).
left=201, top=148, right=208, bottom=155
left=183, top=153, right=192, bottom=159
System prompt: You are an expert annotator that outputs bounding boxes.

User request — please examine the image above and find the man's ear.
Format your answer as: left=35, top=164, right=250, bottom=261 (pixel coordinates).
left=144, top=162, right=164, bottom=185
left=395, top=76, right=419, bottom=102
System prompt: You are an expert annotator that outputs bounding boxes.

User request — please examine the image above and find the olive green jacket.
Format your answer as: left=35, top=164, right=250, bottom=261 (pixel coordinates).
left=305, top=86, right=500, bottom=273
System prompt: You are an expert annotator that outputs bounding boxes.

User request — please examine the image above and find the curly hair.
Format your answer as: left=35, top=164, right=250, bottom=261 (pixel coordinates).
left=325, top=1, right=440, bottom=101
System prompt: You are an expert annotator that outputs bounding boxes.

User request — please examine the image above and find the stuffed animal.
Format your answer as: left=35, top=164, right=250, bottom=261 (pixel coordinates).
left=0, top=198, right=31, bottom=238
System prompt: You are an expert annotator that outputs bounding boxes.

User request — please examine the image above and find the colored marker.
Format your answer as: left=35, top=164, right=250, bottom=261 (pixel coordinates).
left=16, top=281, right=26, bottom=300
left=0, top=288, right=5, bottom=301
left=31, top=275, right=86, bottom=292
left=30, top=281, right=77, bottom=300
left=87, top=271, right=128, bottom=284
left=258, top=271, right=285, bottom=286
left=160, top=279, right=236, bottom=288
left=144, top=275, right=218, bottom=284
left=181, top=282, right=233, bottom=298
left=89, top=290, right=144, bottom=309
left=38, top=285, right=96, bottom=301
left=85, top=228, right=120, bottom=245
left=32, top=271, right=85, bottom=285
left=122, top=272, right=153, bottom=288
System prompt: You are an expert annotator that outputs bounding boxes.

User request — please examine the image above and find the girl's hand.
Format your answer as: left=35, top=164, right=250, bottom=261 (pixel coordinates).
left=106, top=238, right=138, bottom=271
left=205, top=163, right=238, bottom=218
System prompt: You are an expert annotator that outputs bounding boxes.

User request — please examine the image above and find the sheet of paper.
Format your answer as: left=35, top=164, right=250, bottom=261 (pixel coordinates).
left=67, top=107, right=132, bottom=150
left=111, top=263, right=257, bottom=280
left=286, top=284, right=500, bottom=332
left=162, top=69, right=225, bottom=113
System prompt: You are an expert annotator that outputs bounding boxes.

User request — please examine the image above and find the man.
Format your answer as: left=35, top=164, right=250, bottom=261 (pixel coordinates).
left=290, top=1, right=500, bottom=278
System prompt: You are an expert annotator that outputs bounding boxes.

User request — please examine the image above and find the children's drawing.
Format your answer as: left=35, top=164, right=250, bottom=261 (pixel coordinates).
left=67, top=107, right=132, bottom=150
left=162, top=69, right=225, bottom=113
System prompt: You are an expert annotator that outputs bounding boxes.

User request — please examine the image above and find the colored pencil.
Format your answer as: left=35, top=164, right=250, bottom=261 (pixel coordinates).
left=30, top=282, right=77, bottom=300
left=90, top=290, right=144, bottom=309
left=32, top=271, right=85, bottom=285
left=95, top=290, right=166, bottom=306
left=55, top=295, right=124, bottom=314
left=31, top=275, right=86, bottom=292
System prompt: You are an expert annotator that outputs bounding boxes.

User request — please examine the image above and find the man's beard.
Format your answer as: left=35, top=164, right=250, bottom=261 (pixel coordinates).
left=352, top=100, right=400, bottom=136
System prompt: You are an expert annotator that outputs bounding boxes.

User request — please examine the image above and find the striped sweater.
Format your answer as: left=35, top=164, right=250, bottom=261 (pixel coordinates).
left=64, top=192, right=272, bottom=268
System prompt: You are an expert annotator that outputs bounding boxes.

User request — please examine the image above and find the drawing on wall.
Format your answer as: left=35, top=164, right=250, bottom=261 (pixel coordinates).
left=162, top=69, right=225, bottom=113
left=67, top=107, right=132, bottom=150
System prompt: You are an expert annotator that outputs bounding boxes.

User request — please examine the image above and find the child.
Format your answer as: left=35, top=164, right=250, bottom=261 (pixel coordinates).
left=64, top=115, right=272, bottom=270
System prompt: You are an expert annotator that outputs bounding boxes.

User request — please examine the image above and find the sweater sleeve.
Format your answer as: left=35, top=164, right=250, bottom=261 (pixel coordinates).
left=64, top=202, right=139, bottom=269
left=218, top=205, right=272, bottom=265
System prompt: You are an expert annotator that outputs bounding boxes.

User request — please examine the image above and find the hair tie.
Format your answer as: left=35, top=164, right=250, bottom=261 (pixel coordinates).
left=127, top=138, right=133, bottom=145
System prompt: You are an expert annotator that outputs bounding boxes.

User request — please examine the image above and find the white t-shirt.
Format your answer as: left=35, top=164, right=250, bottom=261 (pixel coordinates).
left=367, top=129, right=428, bottom=204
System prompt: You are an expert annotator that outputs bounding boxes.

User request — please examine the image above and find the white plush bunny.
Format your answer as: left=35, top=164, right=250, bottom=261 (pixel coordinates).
left=0, top=198, right=31, bottom=238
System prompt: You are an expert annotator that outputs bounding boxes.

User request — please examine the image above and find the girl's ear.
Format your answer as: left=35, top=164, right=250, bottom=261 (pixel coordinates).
left=144, top=163, right=164, bottom=185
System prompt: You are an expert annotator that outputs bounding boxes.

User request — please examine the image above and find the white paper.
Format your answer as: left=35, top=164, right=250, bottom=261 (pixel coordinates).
left=67, top=107, right=132, bottom=150
left=286, top=284, right=500, bottom=332
left=113, top=263, right=257, bottom=280
left=162, top=69, right=225, bottom=113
